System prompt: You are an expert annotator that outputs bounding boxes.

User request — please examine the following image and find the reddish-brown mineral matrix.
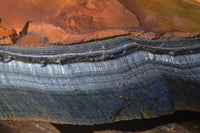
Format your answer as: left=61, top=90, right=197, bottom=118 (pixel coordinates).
left=0, top=0, right=200, bottom=46
left=0, top=0, right=140, bottom=46
left=118, top=0, right=200, bottom=33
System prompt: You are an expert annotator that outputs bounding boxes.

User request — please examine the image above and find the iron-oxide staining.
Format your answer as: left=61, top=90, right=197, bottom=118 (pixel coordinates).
left=10, top=21, right=30, bottom=44
left=0, top=0, right=140, bottom=46
left=0, top=20, right=31, bottom=44
left=0, top=0, right=200, bottom=46
left=118, top=0, right=200, bottom=33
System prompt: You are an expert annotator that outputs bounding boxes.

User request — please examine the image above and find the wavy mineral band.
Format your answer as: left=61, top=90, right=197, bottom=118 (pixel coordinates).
left=0, top=0, right=200, bottom=125
left=0, top=37, right=200, bottom=125
left=0, top=37, right=200, bottom=64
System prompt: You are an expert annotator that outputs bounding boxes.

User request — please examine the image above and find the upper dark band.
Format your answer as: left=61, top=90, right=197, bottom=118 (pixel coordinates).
left=0, top=37, right=200, bottom=65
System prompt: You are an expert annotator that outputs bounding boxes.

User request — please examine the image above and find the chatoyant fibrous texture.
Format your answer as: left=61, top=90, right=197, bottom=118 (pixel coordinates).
left=0, top=0, right=200, bottom=125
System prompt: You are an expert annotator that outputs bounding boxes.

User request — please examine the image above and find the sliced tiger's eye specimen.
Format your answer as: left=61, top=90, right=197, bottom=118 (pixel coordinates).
left=0, top=0, right=199, bottom=125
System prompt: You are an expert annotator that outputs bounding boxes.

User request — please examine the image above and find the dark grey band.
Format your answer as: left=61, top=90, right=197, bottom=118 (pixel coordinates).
left=0, top=37, right=200, bottom=65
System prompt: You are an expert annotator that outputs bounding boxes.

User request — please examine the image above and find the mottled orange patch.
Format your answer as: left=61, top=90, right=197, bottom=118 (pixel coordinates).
left=183, top=0, right=200, bottom=7
left=14, top=22, right=130, bottom=46
left=0, top=0, right=200, bottom=46
left=119, top=0, right=200, bottom=33
left=0, top=0, right=139, bottom=46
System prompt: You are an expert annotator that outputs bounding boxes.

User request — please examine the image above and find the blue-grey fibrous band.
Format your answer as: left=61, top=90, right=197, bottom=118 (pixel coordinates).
left=0, top=37, right=199, bottom=64
left=0, top=37, right=199, bottom=125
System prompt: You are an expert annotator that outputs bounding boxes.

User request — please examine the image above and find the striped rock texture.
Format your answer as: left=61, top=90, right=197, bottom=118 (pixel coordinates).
left=0, top=37, right=200, bottom=125
left=0, top=0, right=200, bottom=125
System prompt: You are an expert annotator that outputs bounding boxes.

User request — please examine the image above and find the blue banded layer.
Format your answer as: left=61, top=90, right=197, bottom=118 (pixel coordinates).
left=0, top=37, right=200, bottom=125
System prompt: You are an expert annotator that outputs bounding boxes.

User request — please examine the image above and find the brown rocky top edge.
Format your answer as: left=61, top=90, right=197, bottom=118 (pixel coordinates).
left=0, top=0, right=200, bottom=47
